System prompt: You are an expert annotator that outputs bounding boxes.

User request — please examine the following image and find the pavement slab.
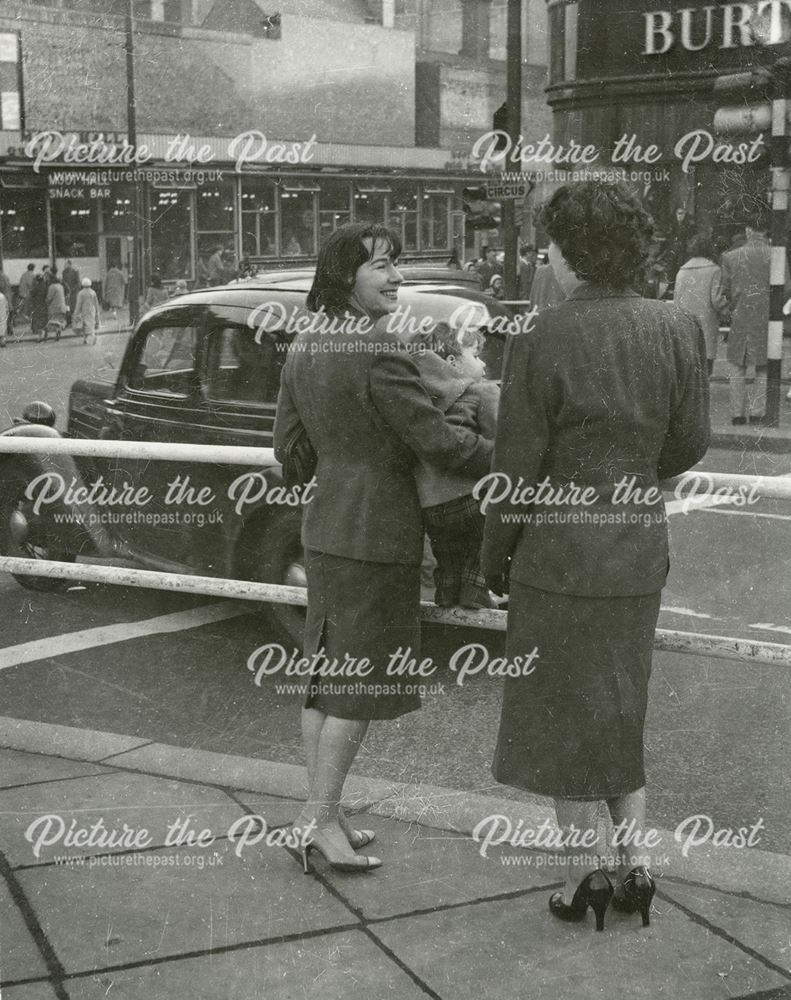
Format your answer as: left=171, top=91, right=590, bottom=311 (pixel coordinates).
left=0, top=771, right=245, bottom=867
left=231, top=792, right=309, bottom=831
left=1, top=983, right=61, bottom=1000
left=0, top=719, right=150, bottom=763
left=372, top=892, right=791, bottom=1000
left=316, top=815, right=555, bottom=920
left=63, top=930, right=429, bottom=1000
left=0, top=881, right=49, bottom=984
left=14, top=839, right=358, bottom=977
left=0, top=749, right=110, bottom=790
left=660, top=881, right=791, bottom=976
left=104, top=743, right=308, bottom=799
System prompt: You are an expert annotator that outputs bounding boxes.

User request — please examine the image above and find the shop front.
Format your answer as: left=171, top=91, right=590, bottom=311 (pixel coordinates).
left=0, top=132, right=477, bottom=290
left=544, top=0, right=788, bottom=247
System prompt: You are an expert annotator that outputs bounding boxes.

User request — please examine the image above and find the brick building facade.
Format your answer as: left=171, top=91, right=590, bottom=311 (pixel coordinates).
left=0, top=0, right=550, bottom=288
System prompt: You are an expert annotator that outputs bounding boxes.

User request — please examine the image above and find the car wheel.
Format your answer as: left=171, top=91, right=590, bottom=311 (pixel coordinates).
left=0, top=461, right=76, bottom=591
left=238, top=509, right=306, bottom=648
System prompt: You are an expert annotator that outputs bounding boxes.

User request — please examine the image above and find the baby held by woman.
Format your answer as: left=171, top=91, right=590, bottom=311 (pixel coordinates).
left=414, top=322, right=500, bottom=608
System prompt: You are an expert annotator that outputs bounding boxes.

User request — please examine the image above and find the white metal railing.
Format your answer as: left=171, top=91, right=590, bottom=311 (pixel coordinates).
left=0, top=438, right=276, bottom=466
left=1, top=435, right=790, bottom=667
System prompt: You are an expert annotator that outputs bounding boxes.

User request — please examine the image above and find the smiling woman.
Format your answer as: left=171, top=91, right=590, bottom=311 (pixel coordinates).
left=274, top=221, right=494, bottom=875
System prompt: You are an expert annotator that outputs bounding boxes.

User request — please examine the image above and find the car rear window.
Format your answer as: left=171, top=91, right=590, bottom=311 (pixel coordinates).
left=206, top=323, right=287, bottom=405
left=129, top=325, right=198, bottom=397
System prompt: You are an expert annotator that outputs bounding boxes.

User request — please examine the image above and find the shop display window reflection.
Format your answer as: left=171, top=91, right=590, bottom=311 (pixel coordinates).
left=102, top=186, right=135, bottom=233
left=241, top=177, right=277, bottom=257
left=0, top=188, right=48, bottom=259
left=51, top=198, right=98, bottom=258
left=318, top=180, right=352, bottom=240
left=354, top=186, right=389, bottom=226
left=150, top=188, right=193, bottom=280
left=388, top=181, right=418, bottom=251
left=422, top=191, right=452, bottom=250
left=280, top=187, right=317, bottom=256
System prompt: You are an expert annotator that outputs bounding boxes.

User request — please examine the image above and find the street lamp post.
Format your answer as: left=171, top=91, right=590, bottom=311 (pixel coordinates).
left=123, top=0, right=142, bottom=326
left=503, top=0, right=522, bottom=300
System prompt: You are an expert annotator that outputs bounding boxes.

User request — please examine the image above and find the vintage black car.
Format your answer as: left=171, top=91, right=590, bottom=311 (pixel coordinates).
left=0, top=279, right=518, bottom=641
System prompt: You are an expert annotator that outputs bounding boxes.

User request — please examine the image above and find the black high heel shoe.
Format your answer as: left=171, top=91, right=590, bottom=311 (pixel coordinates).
left=611, top=866, right=655, bottom=927
left=549, top=869, right=613, bottom=932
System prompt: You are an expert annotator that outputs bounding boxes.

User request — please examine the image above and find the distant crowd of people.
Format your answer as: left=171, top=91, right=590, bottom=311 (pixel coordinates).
left=463, top=243, right=565, bottom=310
left=0, top=260, right=128, bottom=346
left=460, top=205, right=787, bottom=422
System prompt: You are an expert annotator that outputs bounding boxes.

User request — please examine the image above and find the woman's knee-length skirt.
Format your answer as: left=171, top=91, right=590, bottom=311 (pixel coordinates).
left=493, top=582, right=662, bottom=800
left=302, top=549, right=422, bottom=721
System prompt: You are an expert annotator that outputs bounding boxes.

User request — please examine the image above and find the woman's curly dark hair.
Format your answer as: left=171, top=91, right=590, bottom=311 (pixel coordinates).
left=307, top=222, right=401, bottom=315
left=538, top=181, right=655, bottom=290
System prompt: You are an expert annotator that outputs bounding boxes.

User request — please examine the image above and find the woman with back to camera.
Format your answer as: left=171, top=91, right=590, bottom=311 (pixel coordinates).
left=482, top=181, right=710, bottom=931
left=274, top=222, right=493, bottom=874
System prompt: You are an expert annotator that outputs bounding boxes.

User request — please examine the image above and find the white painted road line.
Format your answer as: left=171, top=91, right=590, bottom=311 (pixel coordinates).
left=749, top=623, right=791, bottom=636
left=660, top=606, right=714, bottom=619
left=665, top=493, right=746, bottom=516
left=699, top=508, right=791, bottom=522
left=0, top=602, right=251, bottom=672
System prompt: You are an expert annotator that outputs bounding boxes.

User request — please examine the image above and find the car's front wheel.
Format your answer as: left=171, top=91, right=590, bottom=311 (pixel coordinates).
left=237, top=508, right=306, bottom=648
left=0, top=461, right=75, bottom=591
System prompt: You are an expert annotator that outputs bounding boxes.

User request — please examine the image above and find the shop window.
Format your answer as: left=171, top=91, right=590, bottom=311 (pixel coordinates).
left=196, top=179, right=235, bottom=234
left=423, top=0, right=461, bottom=54
left=421, top=191, right=452, bottom=250
left=51, top=199, right=98, bottom=258
left=387, top=181, right=418, bottom=251
left=102, top=185, right=135, bottom=233
left=240, top=177, right=277, bottom=257
left=133, top=0, right=185, bottom=22
left=0, top=188, right=48, bottom=259
left=354, top=186, right=389, bottom=226
left=488, top=1, right=506, bottom=60
left=280, top=188, right=316, bottom=256
left=318, top=180, right=352, bottom=241
left=206, top=323, right=287, bottom=405
left=150, top=188, right=193, bottom=281
left=130, top=324, right=197, bottom=397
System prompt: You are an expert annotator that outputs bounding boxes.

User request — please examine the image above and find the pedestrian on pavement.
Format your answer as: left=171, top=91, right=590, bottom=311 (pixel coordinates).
left=674, top=235, right=728, bottom=379
left=475, top=246, right=501, bottom=291
left=274, top=222, right=492, bottom=874
left=719, top=214, right=775, bottom=425
left=483, top=180, right=710, bottom=932
left=17, top=263, right=36, bottom=321
left=518, top=244, right=538, bottom=299
left=197, top=251, right=211, bottom=288
left=207, top=244, right=225, bottom=286
left=0, top=288, right=8, bottom=348
left=73, top=277, right=101, bottom=344
left=62, top=258, right=81, bottom=319
left=142, top=274, right=169, bottom=313
left=0, top=266, right=11, bottom=301
left=487, top=274, right=505, bottom=300
left=0, top=268, right=13, bottom=336
left=45, top=276, right=68, bottom=340
left=30, top=274, right=48, bottom=341
left=104, top=265, right=126, bottom=312
left=530, top=257, right=565, bottom=311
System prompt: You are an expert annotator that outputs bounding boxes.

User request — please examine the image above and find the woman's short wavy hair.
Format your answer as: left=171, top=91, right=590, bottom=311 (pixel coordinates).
left=538, top=181, right=655, bottom=290
left=307, top=222, right=401, bottom=315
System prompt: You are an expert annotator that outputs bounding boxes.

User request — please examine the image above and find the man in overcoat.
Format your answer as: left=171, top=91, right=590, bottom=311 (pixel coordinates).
left=719, top=222, right=773, bottom=424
